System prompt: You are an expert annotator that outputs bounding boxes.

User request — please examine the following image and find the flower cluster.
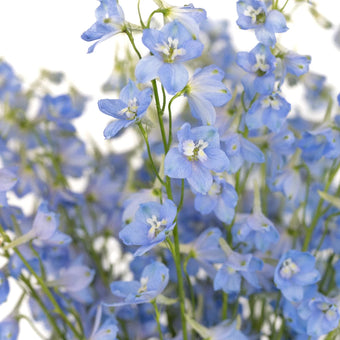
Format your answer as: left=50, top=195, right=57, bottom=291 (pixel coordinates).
left=0, top=0, right=340, bottom=339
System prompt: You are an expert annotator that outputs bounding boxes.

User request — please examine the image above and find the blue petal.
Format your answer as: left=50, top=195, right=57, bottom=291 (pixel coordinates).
left=265, top=10, right=288, bottom=33
left=103, top=119, right=130, bottom=139
left=141, top=29, right=165, bottom=57
left=255, top=26, right=276, bottom=47
left=119, top=221, right=149, bottom=246
left=177, top=40, right=204, bottom=62
left=194, top=194, right=216, bottom=214
left=135, top=55, right=163, bottom=84
left=187, top=95, right=216, bottom=125
left=98, top=99, right=127, bottom=118
left=158, top=63, right=188, bottom=95
left=187, top=164, right=212, bottom=194
left=164, top=148, right=192, bottom=178
left=240, top=137, right=265, bottom=163
left=119, top=80, right=139, bottom=103
left=204, top=148, right=229, bottom=172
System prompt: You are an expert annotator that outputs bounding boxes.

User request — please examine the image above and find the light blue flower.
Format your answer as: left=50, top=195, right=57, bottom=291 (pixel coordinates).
left=184, top=65, right=232, bottom=125
left=119, top=199, right=177, bottom=256
left=81, top=0, right=125, bottom=53
left=106, top=261, right=169, bottom=306
left=98, top=80, right=152, bottom=139
left=237, top=43, right=276, bottom=99
left=135, top=20, right=204, bottom=94
left=246, top=93, right=291, bottom=132
left=274, top=250, right=320, bottom=302
left=164, top=123, right=229, bottom=194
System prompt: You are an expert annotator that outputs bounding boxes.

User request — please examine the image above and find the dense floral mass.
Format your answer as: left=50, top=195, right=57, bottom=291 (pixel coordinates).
left=0, top=0, right=340, bottom=339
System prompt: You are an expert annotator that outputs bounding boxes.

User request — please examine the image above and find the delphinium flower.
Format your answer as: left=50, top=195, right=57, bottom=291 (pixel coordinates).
left=297, top=294, right=340, bottom=337
left=274, top=250, right=320, bottom=302
left=38, top=93, right=86, bottom=132
left=214, top=239, right=263, bottom=294
left=222, top=132, right=265, bottom=173
left=119, top=199, right=177, bottom=256
left=236, top=0, right=288, bottom=46
left=232, top=182, right=280, bottom=252
left=81, top=0, right=126, bottom=53
left=194, top=177, right=238, bottom=224
left=88, top=305, right=118, bottom=340
left=183, top=65, right=232, bottom=125
left=246, top=92, right=291, bottom=132
left=106, top=261, right=169, bottom=306
left=135, top=20, right=204, bottom=94
left=0, top=168, right=17, bottom=206
left=164, top=123, right=229, bottom=194
left=47, top=264, right=95, bottom=293
left=98, top=80, right=152, bottom=139
left=158, top=1, right=207, bottom=38
left=181, top=227, right=226, bottom=279
left=3, top=201, right=60, bottom=250
left=236, top=43, right=276, bottom=99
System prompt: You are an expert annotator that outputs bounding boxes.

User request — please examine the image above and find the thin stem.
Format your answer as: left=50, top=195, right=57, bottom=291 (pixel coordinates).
left=172, top=224, right=188, bottom=340
left=124, top=29, right=142, bottom=60
left=138, top=123, right=165, bottom=186
left=18, top=314, right=48, bottom=340
left=20, top=275, right=66, bottom=340
left=13, top=248, right=83, bottom=339
left=152, top=80, right=168, bottom=153
left=137, top=0, right=146, bottom=28
left=152, top=300, right=164, bottom=340
left=161, top=85, right=167, bottom=113
left=222, top=293, right=228, bottom=320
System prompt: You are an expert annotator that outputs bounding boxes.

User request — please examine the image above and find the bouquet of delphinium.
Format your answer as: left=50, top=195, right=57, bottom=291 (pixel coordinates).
left=1, top=0, right=340, bottom=339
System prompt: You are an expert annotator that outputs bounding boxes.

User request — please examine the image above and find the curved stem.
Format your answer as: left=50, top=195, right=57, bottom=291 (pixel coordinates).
left=152, top=300, right=164, bottom=340
left=124, top=29, right=142, bottom=60
left=138, top=123, right=165, bottom=186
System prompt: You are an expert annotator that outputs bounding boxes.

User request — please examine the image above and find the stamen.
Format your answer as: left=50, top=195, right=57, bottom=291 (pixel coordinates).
left=280, top=258, right=300, bottom=279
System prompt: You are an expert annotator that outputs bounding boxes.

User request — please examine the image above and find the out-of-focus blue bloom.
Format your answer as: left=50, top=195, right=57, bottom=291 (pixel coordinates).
left=88, top=305, right=118, bottom=340
left=164, top=123, right=229, bottom=194
left=274, top=250, right=320, bottom=302
left=237, top=0, right=288, bottom=46
left=47, top=265, right=95, bottom=293
left=206, top=319, right=248, bottom=340
left=38, top=93, right=86, bottom=132
left=0, top=61, right=21, bottom=103
left=0, top=271, right=9, bottom=304
left=119, top=199, right=177, bottom=256
left=0, top=168, right=17, bottom=192
left=106, top=261, right=169, bottom=306
left=0, top=318, right=19, bottom=340
left=161, top=2, right=207, bottom=38
left=232, top=212, right=279, bottom=252
left=136, top=20, right=204, bottom=94
left=81, top=0, right=125, bottom=53
left=194, top=177, right=238, bottom=224
left=184, top=65, right=232, bottom=125
left=302, top=72, right=327, bottom=109
left=278, top=52, right=311, bottom=84
left=222, top=133, right=264, bottom=173
left=246, top=93, right=291, bottom=132
left=298, top=126, right=340, bottom=162
left=214, top=245, right=263, bottom=294
left=297, top=295, right=340, bottom=337
left=98, top=80, right=152, bottom=139
left=4, top=201, right=60, bottom=250
left=237, top=43, right=276, bottom=99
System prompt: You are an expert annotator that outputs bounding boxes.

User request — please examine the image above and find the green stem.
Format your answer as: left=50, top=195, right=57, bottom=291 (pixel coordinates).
left=152, top=300, right=164, bottom=340
left=18, top=314, right=48, bottom=340
left=20, top=275, right=66, bottom=340
left=172, top=224, right=188, bottom=340
left=137, top=0, right=146, bottom=28
left=138, top=123, right=165, bottom=186
left=13, top=248, right=83, bottom=338
left=152, top=80, right=168, bottom=153
left=124, top=29, right=141, bottom=60
left=222, top=293, right=228, bottom=320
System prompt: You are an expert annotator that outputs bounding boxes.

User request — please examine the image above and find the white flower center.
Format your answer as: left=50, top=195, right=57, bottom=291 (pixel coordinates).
left=155, top=37, right=186, bottom=63
left=146, top=215, right=168, bottom=239
left=244, top=6, right=265, bottom=24
left=252, top=54, right=269, bottom=74
left=280, top=258, right=300, bottom=279
left=182, top=139, right=209, bottom=162
left=208, top=182, right=221, bottom=196
left=262, top=95, right=281, bottom=110
left=119, top=97, right=138, bottom=120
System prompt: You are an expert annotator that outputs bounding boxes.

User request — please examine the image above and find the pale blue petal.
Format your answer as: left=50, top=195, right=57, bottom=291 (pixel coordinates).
left=159, top=63, right=188, bottom=95
left=187, top=164, right=212, bottom=194
left=103, top=119, right=130, bottom=139
left=164, top=148, right=192, bottom=178
left=98, top=99, right=126, bottom=118
left=135, top=55, right=163, bottom=84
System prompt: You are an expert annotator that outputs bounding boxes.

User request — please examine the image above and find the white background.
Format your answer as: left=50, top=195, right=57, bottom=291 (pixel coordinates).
left=0, top=0, right=340, bottom=338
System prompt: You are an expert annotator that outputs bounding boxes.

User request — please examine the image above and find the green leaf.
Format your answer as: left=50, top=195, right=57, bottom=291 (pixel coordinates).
left=318, top=190, right=340, bottom=209
left=185, top=315, right=210, bottom=338
left=156, top=294, right=178, bottom=305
